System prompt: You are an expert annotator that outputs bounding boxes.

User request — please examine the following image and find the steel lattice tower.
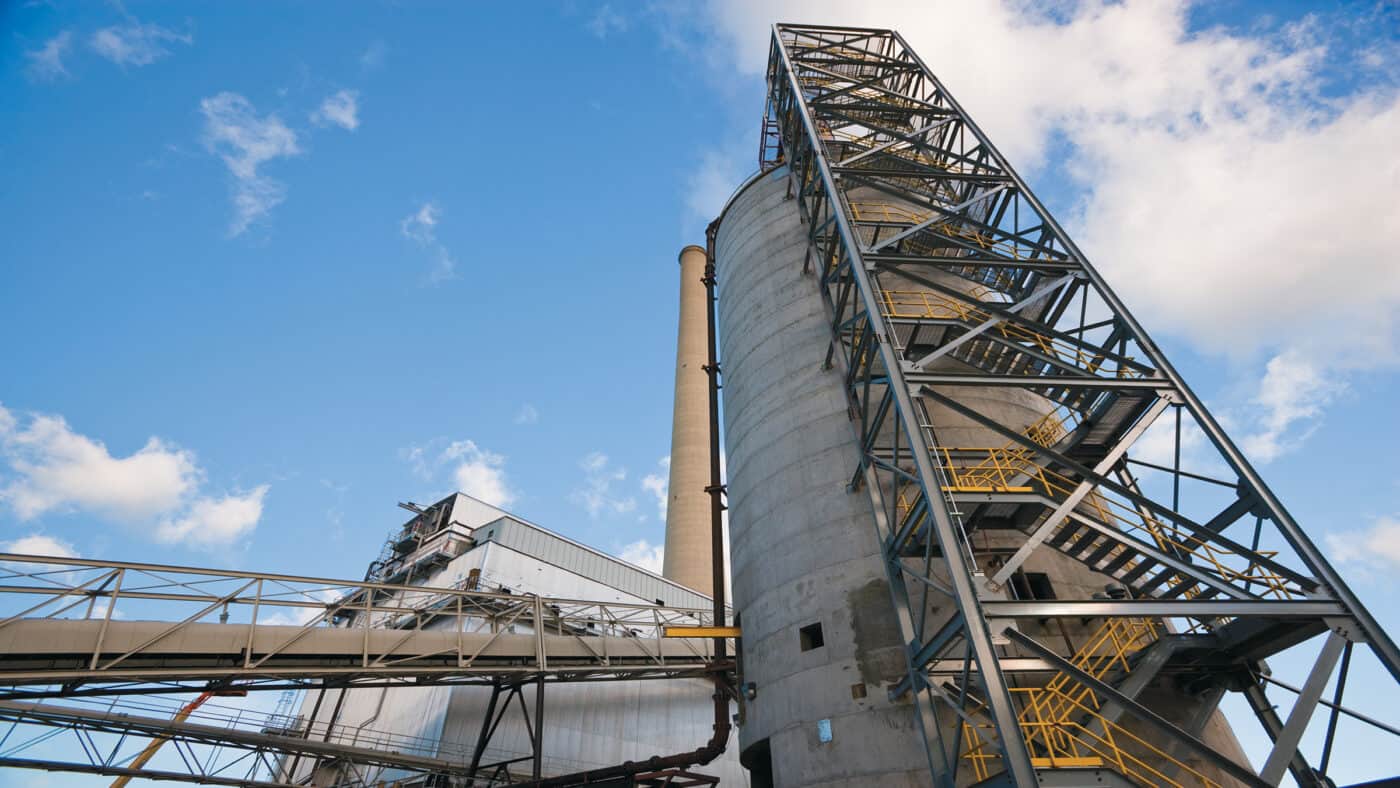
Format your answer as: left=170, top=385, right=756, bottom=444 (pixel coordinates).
left=732, top=22, right=1400, bottom=787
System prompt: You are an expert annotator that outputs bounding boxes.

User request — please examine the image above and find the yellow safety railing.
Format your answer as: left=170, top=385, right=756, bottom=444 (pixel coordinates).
left=961, top=686, right=1223, bottom=786
left=871, top=283, right=1142, bottom=380
left=960, top=617, right=1222, bottom=787
left=850, top=201, right=1031, bottom=263
left=1029, top=464, right=1300, bottom=601
left=828, top=128, right=976, bottom=175
left=895, top=413, right=1299, bottom=601
left=892, top=410, right=1074, bottom=549
left=929, top=440, right=1299, bottom=602
left=934, top=410, right=1071, bottom=493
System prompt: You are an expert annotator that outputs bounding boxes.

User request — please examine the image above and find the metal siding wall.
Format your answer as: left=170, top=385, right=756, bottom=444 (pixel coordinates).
left=481, top=518, right=710, bottom=608
left=437, top=674, right=747, bottom=782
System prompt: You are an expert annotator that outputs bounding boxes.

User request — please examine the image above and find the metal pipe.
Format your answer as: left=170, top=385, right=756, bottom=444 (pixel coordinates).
left=506, top=229, right=733, bottom=786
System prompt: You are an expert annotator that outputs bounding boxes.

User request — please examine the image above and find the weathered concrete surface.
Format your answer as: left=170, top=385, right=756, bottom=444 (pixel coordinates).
left=663, top=243, right=716, bottom=596
left=717, top=168, right=928, bottom=787
left=715, top=168, right=1251, bottom=785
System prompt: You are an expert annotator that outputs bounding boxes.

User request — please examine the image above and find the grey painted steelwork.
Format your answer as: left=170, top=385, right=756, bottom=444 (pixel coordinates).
left=751, top=22, right=1400, bottom=786
left=0, top=553, right=725, bottom=694
left=0, top=499, right=745, bottom=787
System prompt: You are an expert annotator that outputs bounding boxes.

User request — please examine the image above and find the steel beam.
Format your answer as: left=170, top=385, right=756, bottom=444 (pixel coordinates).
left=981, top=599, right=1346, bottom=618
left=1006, top=629, right=1270, bottom=788
left=772, top=24, right=1038, bottom=782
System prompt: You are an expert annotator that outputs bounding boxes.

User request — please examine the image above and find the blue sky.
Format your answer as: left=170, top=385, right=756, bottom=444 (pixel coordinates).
left=2, top=1, right=1399, bottom=784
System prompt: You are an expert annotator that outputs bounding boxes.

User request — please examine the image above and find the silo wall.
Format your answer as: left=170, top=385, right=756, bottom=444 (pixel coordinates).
left=714, top=165, right=1251, bottom=786
left=716, top=166, right=929, bottom=787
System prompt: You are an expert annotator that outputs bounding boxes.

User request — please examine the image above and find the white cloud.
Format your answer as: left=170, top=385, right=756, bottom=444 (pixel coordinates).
left=200, top=92, right=300, bottom=236
left=642, top=456, right=669, bottom=521
left=261, top=588, right=340, bottom=626
left=1326, top=516, right=1400, bottom=576
left=2, top=534, right=77, bottom=560
left=587, top=5, right=628, bottom=38
left=0, top=405, right=198, bottom=520
left=400, top=201, right=458, bottom=284
left=25, top=32, right=72, bottom=81
left=361, top=40, right=387, bottom=70
left=404, top=438, right=517, bottom=508
left=0, top=404, right=268, bottom=549
left=570, top=452, right=637, bottom=518
left=683, top=1, right=1400, bottom=456
left=1239, top=351, right=1344, bottom=463
left=90, top=21, right=191, bottom=67
left=156, top=487, right=268, bottom=548
left=619, top=539, right=664, bottom=574
left=400, top=202, right=438, bottom=243
left=685, top=140, right=751, bottom=229
left=444, top=440, right=516, bottom=508
left=514, top=404, right=539, bottom=425
left=311, top=89, right=360, bottom=131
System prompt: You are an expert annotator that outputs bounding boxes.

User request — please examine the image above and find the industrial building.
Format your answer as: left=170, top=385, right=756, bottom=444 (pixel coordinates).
left=0, top=20, right=1397, bottom=788
left=279, top=493, right=746, bottom=786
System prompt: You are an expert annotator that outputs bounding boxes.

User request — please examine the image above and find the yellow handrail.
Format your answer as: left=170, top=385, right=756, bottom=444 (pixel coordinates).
left=960, top=617, right=1223, bottom=787
left=874, top=284, right=1142, bottom=379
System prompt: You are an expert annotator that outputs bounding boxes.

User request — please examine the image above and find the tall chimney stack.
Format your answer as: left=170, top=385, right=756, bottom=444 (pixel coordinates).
left=661, top=244, right=714, bottom=596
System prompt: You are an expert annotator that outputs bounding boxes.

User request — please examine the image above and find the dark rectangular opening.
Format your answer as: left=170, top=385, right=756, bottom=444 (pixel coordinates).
left=799, top=622, right=825, bottom=651
left=1009, top=571, right=1056, bottom=601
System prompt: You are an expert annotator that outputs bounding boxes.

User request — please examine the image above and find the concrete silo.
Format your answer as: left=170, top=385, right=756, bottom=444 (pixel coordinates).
left=696, top=22, right=1380, bottom=788
left=712, top=169, right=1253, bottom=786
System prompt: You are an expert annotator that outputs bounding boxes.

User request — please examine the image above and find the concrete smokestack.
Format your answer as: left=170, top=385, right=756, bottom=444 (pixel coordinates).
left=661, top=244, right=714, bottom=596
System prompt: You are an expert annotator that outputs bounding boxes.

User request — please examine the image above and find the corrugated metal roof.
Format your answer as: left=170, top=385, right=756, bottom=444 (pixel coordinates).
left=472, top=516, right=712, bottom=609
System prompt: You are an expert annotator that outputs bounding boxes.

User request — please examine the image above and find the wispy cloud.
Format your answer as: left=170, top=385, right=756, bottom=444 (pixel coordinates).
left=618, top=539, right=663, bottom=574
left=156, top=487, right=268, bottom=548
left=400, top=202, right=458, bottom=284
left=570, top=452, right=636, bottom=518
left=683, top=1, right=1400, bottom=456
left=1239, top=351, right=1345, bottom=463
left=683, top=137, right=751, bottom=232
left=0, top=403, right=269, bottom=549
left=2, top=534, right=77, bottom=561
left=587, top=5, right=628, bottom=38
left=641, top=456, right=669, bottom=521
left=514, top=404, right=539, bottom=425
left=25, top=32, right=72, bottom=81
left=1326, top=516, right=1400, bottom=579
left=90, top=21, right=191, bottom=67
left=311, top=89, right=360, bottom=131
left=199, top=92, right=300, bottom=236
left=360, top=40, right=387, bottom=71
left=404, top=438, right=516, bottom=508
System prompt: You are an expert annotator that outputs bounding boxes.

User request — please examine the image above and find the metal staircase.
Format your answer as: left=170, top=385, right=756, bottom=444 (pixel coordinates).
left=762, top=23, right=1400, bottom=787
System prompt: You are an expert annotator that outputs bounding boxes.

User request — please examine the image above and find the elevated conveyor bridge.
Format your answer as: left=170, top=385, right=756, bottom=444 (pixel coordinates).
left=0, top=553, right=733, bottom=786
left=0, top=553, right=728, bottom=696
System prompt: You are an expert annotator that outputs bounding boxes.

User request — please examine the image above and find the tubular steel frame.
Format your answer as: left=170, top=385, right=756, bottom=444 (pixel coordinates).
left=763, top=22, right=1399, bottom=787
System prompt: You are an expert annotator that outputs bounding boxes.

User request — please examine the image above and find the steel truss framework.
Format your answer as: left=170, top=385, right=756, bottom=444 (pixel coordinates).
left=0, top=553, right=733, bottom=786
left=0, top=695, right=464, bottom=787
left=0, top=553, right=728, bottom=695
left=762, top=22, right=1399, bottom=787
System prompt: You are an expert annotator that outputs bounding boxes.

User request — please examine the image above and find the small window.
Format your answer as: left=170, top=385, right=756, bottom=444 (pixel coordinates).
left=1010, top=571, right=1056, bottom=601
left=799, top=622, right=825, bottom=651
